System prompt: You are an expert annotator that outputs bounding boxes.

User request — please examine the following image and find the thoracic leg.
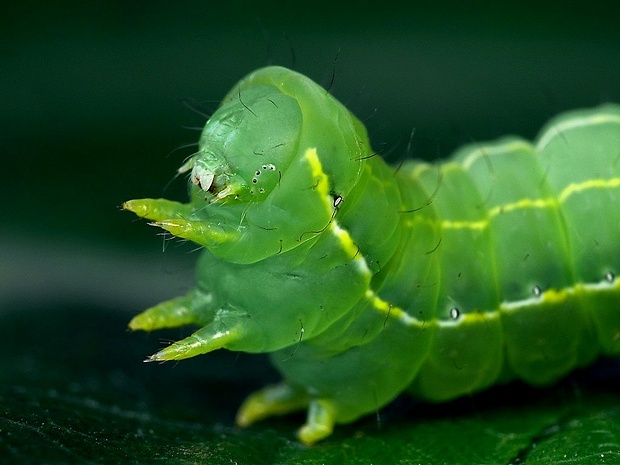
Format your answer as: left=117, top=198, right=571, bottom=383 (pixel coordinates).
left=128, top=295, right=198, bottom=331
left=236, top=382, right=309, bottom=427
left=297, top=399, right=337, bottom=445
left=236, top=382, right=337, bottom=445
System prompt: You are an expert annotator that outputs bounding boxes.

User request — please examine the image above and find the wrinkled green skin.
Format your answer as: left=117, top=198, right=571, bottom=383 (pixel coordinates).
left=124, top=66, right=620, bottom=445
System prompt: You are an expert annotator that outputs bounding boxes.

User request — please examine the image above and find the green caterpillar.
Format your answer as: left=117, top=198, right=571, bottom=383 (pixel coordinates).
left=123, top=66, right=620, bottom=445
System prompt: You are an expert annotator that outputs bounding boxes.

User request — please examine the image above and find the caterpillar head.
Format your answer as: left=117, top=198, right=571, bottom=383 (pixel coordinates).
left=180, top=76, right=301, bottom=203
left=124, top=66, right=371, bottom=263
left=123, top=67, right=375, bottom=360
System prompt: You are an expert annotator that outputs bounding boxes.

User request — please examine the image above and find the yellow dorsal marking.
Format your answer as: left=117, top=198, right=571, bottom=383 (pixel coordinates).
left=489, top=198, right=556, bottom=215
left=536, top=111, right=620, bottom=150
left=461, top=140, right=533, bottom=170
left=441, top=220, right=488, bottom=230
left=439, top=176, right=619, bottom=231
left=559, top=178, right=620, bottom=202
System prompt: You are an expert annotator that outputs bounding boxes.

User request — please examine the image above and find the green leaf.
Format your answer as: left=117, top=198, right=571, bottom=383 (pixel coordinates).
left=1, top=303, right=619, bottom=464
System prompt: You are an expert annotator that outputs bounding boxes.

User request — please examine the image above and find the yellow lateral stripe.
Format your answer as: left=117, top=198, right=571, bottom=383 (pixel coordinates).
left=365, top=289, right=419, bottom=326
left=304, top=147, right=373, bottom=276
left=303, top=147, right=333, bottom=214
left=366, top=288, right=500, bottom=329
left=501, top=275, right=620, bottom=312
left=331, top=222, right=372, bottom=277
left=369, top=277, right=620, bottom=327
left=331, top=223, right=360, bottom=260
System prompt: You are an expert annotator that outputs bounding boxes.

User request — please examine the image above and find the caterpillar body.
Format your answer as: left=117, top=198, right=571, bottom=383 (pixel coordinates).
left=123, top=66, right=620, bottom=445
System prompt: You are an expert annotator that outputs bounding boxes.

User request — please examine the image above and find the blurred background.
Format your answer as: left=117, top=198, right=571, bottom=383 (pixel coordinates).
left=2, top=1, right=620, bottom=460
left=2, top=1, right=619, bottom=312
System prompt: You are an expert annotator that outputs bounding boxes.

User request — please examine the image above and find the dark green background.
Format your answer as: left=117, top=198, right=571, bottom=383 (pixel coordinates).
left=2, top=2, right=620, bottom=463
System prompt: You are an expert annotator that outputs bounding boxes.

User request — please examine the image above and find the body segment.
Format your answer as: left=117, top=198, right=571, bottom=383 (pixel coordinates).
left=124, top=66, right=620, bottom=444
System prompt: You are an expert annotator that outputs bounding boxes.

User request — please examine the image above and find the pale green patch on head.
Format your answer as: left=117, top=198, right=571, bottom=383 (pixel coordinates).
left=187, top=80, right=303, bottom=204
